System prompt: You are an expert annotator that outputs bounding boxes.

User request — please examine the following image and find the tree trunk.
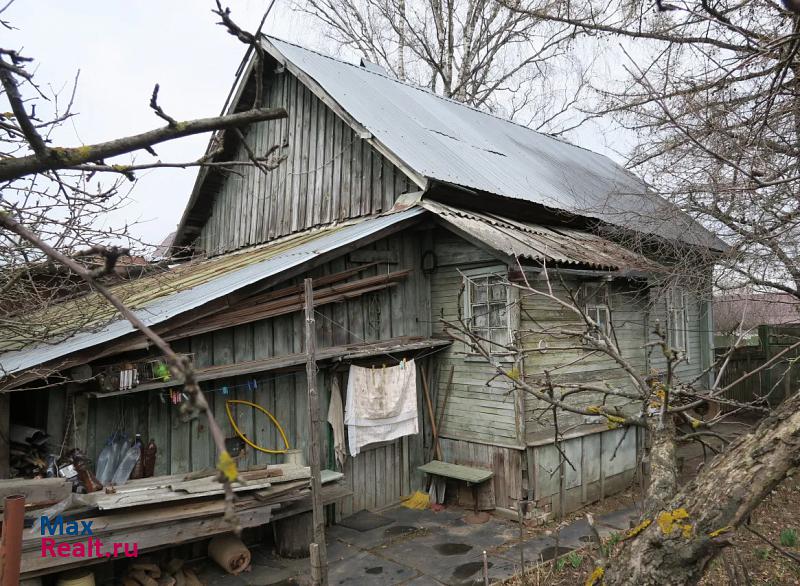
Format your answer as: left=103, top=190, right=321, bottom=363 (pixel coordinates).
left=604, top=389, right=800, bottom=585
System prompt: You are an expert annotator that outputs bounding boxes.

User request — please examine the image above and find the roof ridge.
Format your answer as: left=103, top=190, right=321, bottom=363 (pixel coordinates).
left=263, top=35, right=596, bottom=155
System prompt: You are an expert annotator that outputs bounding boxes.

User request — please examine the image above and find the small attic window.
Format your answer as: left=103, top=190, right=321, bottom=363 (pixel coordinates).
left=359, top=57, right=390, bottom=76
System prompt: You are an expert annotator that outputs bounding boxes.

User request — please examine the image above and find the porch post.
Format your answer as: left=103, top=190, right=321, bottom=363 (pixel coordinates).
left=304, top=278, right=328, bottom=585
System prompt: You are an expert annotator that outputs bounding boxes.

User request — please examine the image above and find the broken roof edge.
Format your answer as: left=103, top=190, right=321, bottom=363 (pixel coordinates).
left=427, top=179, right=728, bottom=254
left=0, top=208, right=426, bottom=385
left=422, top=200, right=668, bottom=274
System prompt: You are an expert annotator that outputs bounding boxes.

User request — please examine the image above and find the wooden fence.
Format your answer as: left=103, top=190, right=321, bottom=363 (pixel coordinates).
left=715, top=325, right=800, bottom=408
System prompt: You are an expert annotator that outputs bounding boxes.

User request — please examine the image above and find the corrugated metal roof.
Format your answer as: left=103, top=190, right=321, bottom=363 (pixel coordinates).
left=425, top=201, right=664, bottom=272
left=0, top=209, right=423, bottom=377
left=264, top=37, right=724, bottom=251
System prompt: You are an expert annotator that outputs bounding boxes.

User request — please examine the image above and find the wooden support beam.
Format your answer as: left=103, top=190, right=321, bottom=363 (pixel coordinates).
left=162, top=270, right=409, bottom=341
left=71, top=386, right=89, bottom=452
left=86, top=337, right=451, bottom=398
left=304, top=278, right=328, bottom=586
left=0, top=394, right=8, bottom=479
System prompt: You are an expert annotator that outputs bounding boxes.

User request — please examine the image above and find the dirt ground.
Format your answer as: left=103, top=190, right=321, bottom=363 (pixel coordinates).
left=503, top=454, right=800, bottom=585
left=699, top=473, right=800, bottom=586
left=500, top=486, right=639, bottom=586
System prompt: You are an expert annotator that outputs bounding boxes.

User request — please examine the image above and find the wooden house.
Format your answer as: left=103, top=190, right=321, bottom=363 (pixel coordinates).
left=0, top=37, right=723, bottom=578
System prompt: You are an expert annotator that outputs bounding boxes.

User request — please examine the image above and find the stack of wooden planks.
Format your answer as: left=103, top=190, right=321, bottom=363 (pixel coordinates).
left=81, top=463, right=313, bottom=511
left=18, top=464, right=350, bottom=579
left=0, top=477, right=71, bottom=510
left=162, top=268, right=410, bottom=341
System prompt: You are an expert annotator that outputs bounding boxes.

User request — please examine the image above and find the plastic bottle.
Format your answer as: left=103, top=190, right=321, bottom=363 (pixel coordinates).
left=95, top=437, right=115, bottom=485
left=109, top=432, right=128, bottom=476
left=110, top=438, right=141, bottom=486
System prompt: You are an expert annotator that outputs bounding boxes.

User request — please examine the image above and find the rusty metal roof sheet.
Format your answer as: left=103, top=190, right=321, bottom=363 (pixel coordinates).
left=425, top=201, right=664, bottom=272
left=0, top=209, right=424, bottom=377
left=264, top=37, right=724, bottom=251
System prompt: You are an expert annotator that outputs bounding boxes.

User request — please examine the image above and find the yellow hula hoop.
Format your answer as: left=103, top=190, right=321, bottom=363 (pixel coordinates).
left=225, top=399, right=291, bottom=454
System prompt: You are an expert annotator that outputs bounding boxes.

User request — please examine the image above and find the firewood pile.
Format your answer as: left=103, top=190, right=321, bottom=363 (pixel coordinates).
left=120, top=559, right=203, bottom=586
left=9, top=424, right=51, bottom=477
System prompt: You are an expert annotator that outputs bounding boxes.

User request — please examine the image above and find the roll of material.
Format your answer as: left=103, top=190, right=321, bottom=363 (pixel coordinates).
left=208, top=534, right=251, bottom=575
left=55, top=569, right=95, bottom=586
left=282, top=448, right=306, bottom=467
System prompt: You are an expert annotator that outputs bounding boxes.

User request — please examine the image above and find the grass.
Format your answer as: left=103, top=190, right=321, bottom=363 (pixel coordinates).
left=779, top=528, right=797, bottom=548
left=554, top=551, right=583, bottom=572
left=755, top=548, right=771, bottom=561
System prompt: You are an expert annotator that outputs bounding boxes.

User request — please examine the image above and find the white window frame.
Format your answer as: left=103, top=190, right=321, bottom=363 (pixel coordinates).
left=462, top=267, right=517, bottom=358
left=585, top=304, right=611, bottom=342
left=582, top=281, right=613, bottom=346
left=667, top=288, right=690, bottom=360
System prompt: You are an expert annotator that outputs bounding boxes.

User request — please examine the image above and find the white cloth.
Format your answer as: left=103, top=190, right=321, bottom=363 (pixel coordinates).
left=344, top=360, right=418, bottom=456
left=327, top=377, right=347, bottom=469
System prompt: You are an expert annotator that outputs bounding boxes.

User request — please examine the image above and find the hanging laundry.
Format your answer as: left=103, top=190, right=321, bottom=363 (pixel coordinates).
left=327, top=377, right=347, bottom=469
left=344, top=359, right=418, bottom=456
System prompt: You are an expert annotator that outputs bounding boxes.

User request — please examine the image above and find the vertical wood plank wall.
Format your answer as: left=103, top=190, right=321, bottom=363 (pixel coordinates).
left=85, top=230, right=432, bottom=514
left=531, top=426, right=642, bottom=513
left=199, top=70, right=412, bottom=255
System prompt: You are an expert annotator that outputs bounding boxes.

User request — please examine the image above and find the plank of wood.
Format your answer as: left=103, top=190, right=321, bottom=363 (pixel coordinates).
left=0, top=478, right=71, bottom=508
left=321, top=469, right=343, bottom=484
left=418, top=460, right=493, bottom=484
left=269, top=482, right=352, bottom=522
left=20, top=500, right=278, bottom=578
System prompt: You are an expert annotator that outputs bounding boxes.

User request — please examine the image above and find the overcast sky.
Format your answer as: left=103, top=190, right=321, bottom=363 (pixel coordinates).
left=6, top=0, right=624, bottom=247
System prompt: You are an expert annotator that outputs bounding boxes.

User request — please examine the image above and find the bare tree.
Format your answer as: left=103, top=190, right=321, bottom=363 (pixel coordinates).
left=445, top=262, right=800, bottom=585
left=297, top=0, right=590, bottom=130
left=0, top=0, right=287, bottom=525
left=500, top=0, right=800, bottom=297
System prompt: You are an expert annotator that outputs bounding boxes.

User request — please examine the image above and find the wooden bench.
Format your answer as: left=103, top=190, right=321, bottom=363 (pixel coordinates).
left=418, top=460, right=493, bottom=512
left=418, top=460, right=493, bottom=485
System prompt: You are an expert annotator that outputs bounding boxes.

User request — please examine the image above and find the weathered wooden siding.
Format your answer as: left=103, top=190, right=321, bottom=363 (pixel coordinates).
left=199, top=70, right=413, bottom=255
left=520, top=277, right=648, bottom=441
left=85, top=231, right=431, bottom=513
left=429, top=230, right=521, bottom=447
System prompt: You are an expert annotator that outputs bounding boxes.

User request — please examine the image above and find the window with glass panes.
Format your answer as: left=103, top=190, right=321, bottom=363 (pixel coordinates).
left=667, top=288, right=689, bottom=358
left=465, top=274, right=510, bottom=353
